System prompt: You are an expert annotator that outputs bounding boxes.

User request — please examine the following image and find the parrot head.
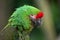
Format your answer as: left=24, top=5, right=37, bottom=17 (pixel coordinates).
left=29, top=12, right=44, bottom=27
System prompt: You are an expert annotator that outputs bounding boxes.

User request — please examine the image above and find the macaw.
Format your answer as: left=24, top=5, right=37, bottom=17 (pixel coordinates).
left=0, top=5, right=44, bottom=40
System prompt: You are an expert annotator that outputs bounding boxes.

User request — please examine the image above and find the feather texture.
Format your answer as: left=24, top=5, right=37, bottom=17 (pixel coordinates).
left=8, top=5, right=40, bottom=30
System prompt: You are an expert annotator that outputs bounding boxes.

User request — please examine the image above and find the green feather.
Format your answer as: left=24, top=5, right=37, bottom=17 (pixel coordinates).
left=0, top=5, right=41, bottom=40
left=0, top=5, right=40, bottom=33
left=8, top=5, right=40, bottom=30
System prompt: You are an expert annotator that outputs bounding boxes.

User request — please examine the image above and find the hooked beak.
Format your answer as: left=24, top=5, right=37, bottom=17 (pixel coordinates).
left=29, top=15, right=41, bottom=27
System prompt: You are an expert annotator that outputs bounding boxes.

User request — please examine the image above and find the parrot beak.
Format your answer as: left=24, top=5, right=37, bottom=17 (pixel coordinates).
left=29, top=12, right=43, bottom=20
left=29, top=12, right=44, bottom=27
left=29, top=14, right=41, bottom=27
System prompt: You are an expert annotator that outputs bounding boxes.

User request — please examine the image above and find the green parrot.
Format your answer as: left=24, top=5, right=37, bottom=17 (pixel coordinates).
left=0, top=5, right=43, bottom=40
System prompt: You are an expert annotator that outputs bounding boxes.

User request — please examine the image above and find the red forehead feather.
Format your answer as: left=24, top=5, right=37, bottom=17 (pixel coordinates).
left=36, top=12, right=44, bottom=19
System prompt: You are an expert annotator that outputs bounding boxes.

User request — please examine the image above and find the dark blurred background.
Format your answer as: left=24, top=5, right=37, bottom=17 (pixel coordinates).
left=0, top=0, right=60, bottom=40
